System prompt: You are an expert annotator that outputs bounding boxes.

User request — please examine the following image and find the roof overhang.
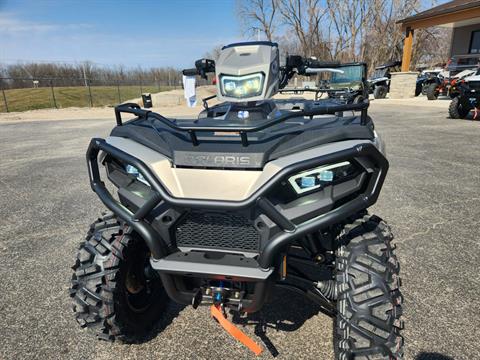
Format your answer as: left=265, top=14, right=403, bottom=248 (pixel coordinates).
left=398, top=2, right=480, bottom=30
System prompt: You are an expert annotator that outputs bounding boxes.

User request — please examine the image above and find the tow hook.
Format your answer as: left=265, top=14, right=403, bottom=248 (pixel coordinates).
left=212, top=283, right=227, bottom=306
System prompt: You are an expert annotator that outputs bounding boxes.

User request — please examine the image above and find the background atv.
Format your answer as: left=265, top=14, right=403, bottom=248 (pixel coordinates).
left=425, top=54, right=480, bottom=100
left=425, top=69, right=476, bottom=100
left=367, top=60, right=401, bottom=99
left=415, top=68, right=442, bottom=97
left=70, top=42, right=403, bottom=359
left=449, top=73, right=480, bottom=119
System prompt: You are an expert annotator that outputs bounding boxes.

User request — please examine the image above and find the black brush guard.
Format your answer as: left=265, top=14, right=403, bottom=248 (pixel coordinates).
left=87, top=129, right=388, bottom=311
left=86, top=102, right=388, bottom=312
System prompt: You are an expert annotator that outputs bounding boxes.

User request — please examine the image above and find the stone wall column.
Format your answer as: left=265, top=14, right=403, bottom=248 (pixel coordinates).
left=389, top=72, right=418, bottom=99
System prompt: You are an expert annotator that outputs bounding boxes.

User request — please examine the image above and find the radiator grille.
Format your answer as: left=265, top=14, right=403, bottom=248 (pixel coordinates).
left=175, top=212, right=260, bottom=251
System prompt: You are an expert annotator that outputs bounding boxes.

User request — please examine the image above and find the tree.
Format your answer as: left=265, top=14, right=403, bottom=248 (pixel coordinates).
left=237, top=0, right=278, bottom=41
left=204, top=45, right=225, bottom=61
left=278, top=0, right=330, bottom=58
left=237, top=0, right=451, bottom=72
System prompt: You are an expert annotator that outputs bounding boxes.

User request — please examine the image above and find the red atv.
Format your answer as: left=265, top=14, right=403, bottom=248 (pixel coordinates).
left=425, top=69, right=475, bottom=100
left=425, top=55, right=480, bottom=100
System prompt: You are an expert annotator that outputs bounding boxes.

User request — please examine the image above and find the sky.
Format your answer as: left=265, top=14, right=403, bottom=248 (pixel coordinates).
left=0, top=0, right=450, bottom=69
left=0, top=0, right=243, bottom=68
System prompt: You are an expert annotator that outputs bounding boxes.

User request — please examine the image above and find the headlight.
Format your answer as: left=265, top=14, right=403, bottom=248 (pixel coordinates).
left=125, top=164, right=150, bottom=186
left=219, top=72, right=264, bottom=98
left=288, top=161, right=355, bottom=194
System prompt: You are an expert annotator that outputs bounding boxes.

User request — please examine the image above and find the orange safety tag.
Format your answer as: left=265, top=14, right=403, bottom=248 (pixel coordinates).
left=210, top=304, right=263, bottom=356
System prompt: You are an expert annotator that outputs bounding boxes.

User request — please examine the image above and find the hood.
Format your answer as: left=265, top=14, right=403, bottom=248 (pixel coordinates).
left=464, top=74, right=480, bottom=82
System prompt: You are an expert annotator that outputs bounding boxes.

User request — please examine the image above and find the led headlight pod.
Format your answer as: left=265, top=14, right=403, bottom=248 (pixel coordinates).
left=219, top=73, right=265, bottom=99
left=288, top=161, right=353, bottom=194
left=125, top=164, right=150, bottom=186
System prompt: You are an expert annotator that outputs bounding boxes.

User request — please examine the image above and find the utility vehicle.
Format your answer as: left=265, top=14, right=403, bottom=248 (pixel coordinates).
left=423, top=54, right=480, bottom=100
left=415, top=68, right=443, bottom=97
left=367, top=60, right=401, bottom=99
left=278, top=61, right=368, bottom=104
left=326, top=63, right=368, bottom=103
left=449, top=70, right=480, bottom=119
left=424, top=68, right=476, bottom=100
left=70, top=41, right=403, bottom=359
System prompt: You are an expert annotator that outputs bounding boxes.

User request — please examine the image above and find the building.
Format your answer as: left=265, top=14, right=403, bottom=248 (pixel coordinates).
left=388, top=0, right=480, bottom=98
left=397, top=0, right=480, bottom=71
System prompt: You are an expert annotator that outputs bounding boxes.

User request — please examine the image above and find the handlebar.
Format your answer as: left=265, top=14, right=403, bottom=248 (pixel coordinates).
left=181, top=58, right=216, bottom=79
left=182, top=68, right=198, bottom=76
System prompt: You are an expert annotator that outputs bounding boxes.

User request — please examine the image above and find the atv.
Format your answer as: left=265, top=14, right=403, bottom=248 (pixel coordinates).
left=367, top=60, right=401, bottom=99
left=449, top=71, right=480, bottom=119
left=424, top=55, right=480, bottom=100
left=415, top=68, right=443, bottom=97
left=424, top=69, right=476, bottom=100
left=70, top=41, right=403, bottom=359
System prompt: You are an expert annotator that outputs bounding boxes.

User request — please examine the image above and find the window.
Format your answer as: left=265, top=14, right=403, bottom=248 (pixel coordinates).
left=469, top=30, right=480, bottom=54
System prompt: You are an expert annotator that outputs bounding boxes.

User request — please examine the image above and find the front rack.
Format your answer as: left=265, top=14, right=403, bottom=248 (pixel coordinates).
left=114, top=99, right=370, bottom=147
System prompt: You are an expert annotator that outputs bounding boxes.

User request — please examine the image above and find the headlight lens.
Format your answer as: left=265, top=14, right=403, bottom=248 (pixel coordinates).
left=219, top=73, right=265, bottom=98
left=125, top=164, right=150, bottom=186
left=288, top=161, right=354, bottom=194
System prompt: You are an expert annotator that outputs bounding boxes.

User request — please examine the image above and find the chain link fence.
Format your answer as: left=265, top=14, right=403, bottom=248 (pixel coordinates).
left=0, top=77, right=184, bottom=112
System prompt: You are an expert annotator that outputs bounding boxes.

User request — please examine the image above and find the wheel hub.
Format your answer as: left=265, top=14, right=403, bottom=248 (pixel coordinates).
left=125, top=269, right=145, bottom=294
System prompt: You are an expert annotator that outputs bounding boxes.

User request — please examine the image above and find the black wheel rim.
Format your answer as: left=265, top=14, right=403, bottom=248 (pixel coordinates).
left=124, top=244, right=160, bottom=313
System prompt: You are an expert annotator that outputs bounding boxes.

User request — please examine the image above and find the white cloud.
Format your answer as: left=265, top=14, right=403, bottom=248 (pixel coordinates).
left=0, top=13, right=92, bottom=34
left=0, top=13, right=240, bottom=67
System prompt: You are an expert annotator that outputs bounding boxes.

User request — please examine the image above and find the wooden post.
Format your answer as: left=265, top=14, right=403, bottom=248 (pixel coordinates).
left=401, top=27, right=414, bottom=72
left=2, top=89, right=8, bottom=112
left=116, top=81, right=121, bottom=103
left=87, top=79, right=93, bottom=107
left=50, top=80, right=57, bottom=109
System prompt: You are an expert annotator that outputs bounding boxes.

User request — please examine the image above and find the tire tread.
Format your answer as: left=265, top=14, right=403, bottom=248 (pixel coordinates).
left=335, top=214, right=403, bottom=359
left=70, top=216, right=130, bottom=342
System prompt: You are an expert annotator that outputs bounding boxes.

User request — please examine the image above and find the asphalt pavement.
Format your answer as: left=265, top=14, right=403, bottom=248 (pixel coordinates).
left=0, top=99, right=479, bottom=359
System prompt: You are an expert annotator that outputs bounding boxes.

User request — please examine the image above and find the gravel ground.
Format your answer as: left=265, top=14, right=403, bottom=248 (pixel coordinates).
left=0, top=98, right=479, bottom=359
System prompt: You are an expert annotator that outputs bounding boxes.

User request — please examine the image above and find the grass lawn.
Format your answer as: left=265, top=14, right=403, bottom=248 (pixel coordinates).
left=0, top=85, right=174, bottom=112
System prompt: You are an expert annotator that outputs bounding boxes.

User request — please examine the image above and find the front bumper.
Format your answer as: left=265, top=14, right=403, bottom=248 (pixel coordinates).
left=87, top=138, right=387, bottom=311
left=87, top=138, right=388, bottom=270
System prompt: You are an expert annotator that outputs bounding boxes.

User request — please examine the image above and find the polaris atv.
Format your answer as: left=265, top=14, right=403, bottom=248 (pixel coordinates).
left=70, top=41, right=403, bottom=358
left=449, top=71, right=480, bottom=119
left=367, top=60, right=401, bottom=99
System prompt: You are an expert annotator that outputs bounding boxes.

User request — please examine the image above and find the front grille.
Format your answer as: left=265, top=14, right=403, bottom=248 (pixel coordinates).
left=175, top=212, right=260, bottom=251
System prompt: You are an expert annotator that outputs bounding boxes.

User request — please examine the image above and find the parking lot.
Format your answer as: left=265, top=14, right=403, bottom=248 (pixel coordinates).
left=0, top=99, right=479, bottom=359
